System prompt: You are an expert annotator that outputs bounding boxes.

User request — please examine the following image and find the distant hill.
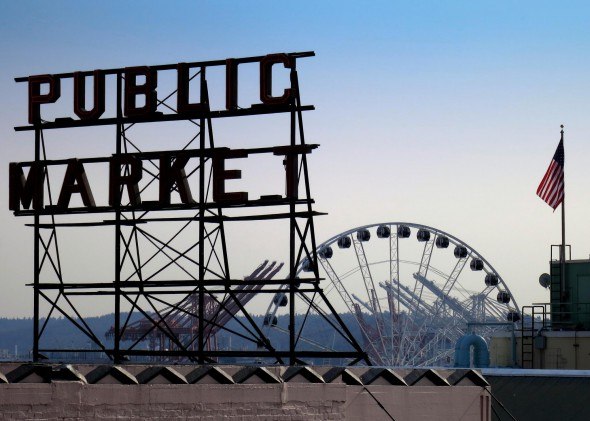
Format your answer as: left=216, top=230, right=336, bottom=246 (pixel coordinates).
left=0, top=312, right=364, bottom=361
left=0, top=314, right=120, bottom=359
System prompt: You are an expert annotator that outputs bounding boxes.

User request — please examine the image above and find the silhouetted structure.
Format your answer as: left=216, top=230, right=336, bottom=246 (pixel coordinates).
left=11, top=52, right=368, bottom=365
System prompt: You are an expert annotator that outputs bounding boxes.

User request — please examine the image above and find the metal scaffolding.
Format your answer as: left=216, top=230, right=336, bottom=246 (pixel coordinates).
left=12, top=52, right=369, bottom=365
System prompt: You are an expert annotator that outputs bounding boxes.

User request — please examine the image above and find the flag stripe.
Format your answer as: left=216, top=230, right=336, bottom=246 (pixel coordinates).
left=537, top=161, right=557, bottom=196
left=537, top=162, right=557, bottom=196
left=538, top=164, right=558, bottom=199
left=537, top=139, right=564, bottom=210
left=542, top=167, right=560, bottom=199
left=540, top=170, right=563, bottom=209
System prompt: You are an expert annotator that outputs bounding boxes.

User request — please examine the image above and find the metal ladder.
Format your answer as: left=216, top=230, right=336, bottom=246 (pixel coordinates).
left=520, top=305, right=546, bottom=369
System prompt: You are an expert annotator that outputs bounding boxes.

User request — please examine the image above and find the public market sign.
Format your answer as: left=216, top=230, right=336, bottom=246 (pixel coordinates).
left=10, top=52, right=315, bottom=214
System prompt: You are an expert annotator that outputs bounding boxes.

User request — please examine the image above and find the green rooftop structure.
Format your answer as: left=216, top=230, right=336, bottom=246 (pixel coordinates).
left=550, top=259, right=590, bottom=330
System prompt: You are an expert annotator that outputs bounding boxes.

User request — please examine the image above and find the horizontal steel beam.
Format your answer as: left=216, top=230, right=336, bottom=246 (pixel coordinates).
left=38, top=348, right=366, bottom=359
left=15, top=199, right=316, bottom=217
left=27, top=211, right=326, bottom=227
left=14, top=105, right=314, bottom=132
left=32, top=279, right=322, bottom=289
left=16, top=144, right=318, bottom=166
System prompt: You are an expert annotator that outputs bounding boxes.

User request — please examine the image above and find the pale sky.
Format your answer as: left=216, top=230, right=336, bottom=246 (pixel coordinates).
left=1, top=1, right=590, bottom=318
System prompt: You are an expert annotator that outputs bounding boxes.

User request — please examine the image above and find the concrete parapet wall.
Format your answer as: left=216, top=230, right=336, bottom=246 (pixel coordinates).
left=0, top=364, right=491, bottom=420
left=0, top=383, right=343, bottom=420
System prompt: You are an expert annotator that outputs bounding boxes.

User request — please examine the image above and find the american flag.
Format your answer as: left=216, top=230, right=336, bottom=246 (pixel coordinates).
left=537, top=138, right=564, bottom=210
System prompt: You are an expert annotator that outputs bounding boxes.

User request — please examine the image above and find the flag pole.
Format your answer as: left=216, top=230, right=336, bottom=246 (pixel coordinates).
left=560, top=125, right=566, bottom=296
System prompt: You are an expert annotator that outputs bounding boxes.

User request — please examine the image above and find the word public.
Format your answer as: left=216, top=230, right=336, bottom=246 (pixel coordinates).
left=27, top=53, right=296, bottom=124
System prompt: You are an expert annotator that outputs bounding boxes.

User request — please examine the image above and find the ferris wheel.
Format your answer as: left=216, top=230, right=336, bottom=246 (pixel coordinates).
left=262, top=222, right=520, bottom=367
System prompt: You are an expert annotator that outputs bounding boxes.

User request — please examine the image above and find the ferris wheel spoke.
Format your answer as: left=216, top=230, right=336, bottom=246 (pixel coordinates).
left=426, top=250, right=471, bottom=318
left=339, top=266, right=362, bottom=281
left=485, top=296, right=510, bottom=319
left=405, top=231, right=435, bottom=321
left=418, top=235, right=436, bottom=277
left=389, top=227, right=399, bottom=290
left=441, top=252, right=471, bottom=296
left=388, top=227, right=400, bottom=354
left=352, top=237, right=388, bottom=355
left=482, top=285, right=496, bottom=297
left=319, top=257, right=356, bottom=315
left=352, top=239, right=383, bottom=316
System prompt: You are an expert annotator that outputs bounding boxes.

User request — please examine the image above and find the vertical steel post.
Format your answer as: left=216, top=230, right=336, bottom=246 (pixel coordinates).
left=198, top=67, right=206, bottom=364
left=289, top=68, right=297, bottom=365
left=114, top=73, right=122, bottom=363
left=33, top=127, right=40, bottom=362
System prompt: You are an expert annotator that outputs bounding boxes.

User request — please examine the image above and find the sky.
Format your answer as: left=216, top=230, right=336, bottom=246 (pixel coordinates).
left=1, top=1, right=590, bottom=318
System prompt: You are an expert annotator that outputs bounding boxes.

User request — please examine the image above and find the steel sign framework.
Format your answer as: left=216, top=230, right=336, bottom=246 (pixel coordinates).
left=11, top=52, right=369, bottom=365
